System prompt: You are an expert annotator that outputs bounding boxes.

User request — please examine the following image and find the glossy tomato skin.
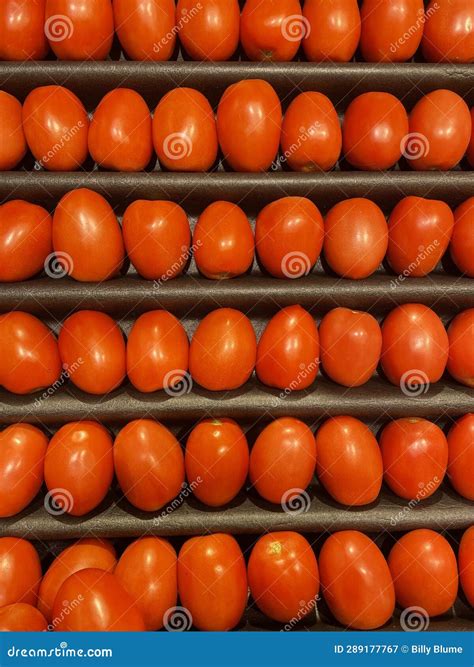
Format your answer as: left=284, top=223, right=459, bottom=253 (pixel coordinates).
left=360, top=0, right=424, bottom=62
left=255, top=197, right=324, bottom=278
left=0, top=538, right=41, bottom=607
left=177, top=0, right=240, bottom=61
left=0, top=91, right=26, bottom=170
left=422, top=0, right=474, bottom=63
left=388, top=529, right=458, bottom=616
left=319, top=531, right=395, bottom=629
left=447, top=309, right=474, bottom=387
left=459, top=526, right=474, bottom=607
left=189, top=308, right=257, bottom=391
left=0, top=604, right=47, bottom=631
left=52, top=188, right=124, bottom=282
left=114, top=0, right=176, bottom=61
left=303, top=0, right=360, bottom=62
left=451, top=198, right=474, bottom=277
left=0, top=0, right=48, bottom=60
left=248, top=532, right=319, bottom=623
left=217, top=80, right=282, bottom=172
left=185, top=418, right=249, bottom=506
left=178, top=534, right=247, bottom=631
left=324, top=199, right=388, bottom=279
left=58, top=311, right=126, bottom=394
left=22, top=86, right=89, bottom=171
left=256, top=305, right=319, bottom=390
left=241, top=0, right=304, bottom=61
left=468, top=108, right=474, bottom=166
left=0, top=424, right=48, bottom=518
left=447, top=414, right=474, bottom=500
left=114, top=419, right=185, bottom=512
left=194, top=202, right=254, bottom=279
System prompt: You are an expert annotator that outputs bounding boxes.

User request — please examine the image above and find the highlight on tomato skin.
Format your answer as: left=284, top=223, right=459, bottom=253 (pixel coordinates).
left=177, top=0, right=240, bottom=61
left=0, top=538, right=42, bottom=608
left=303, top=0, right=360, bottom=63
left=360, top=0, right=424, bottom=63
left=240, top=0, right=304, bottom=62
left=114, top=0, right=176, bottom=61
left=0, top=0, right=49, bottom=60
left=0, top=91, right=27, bottom=170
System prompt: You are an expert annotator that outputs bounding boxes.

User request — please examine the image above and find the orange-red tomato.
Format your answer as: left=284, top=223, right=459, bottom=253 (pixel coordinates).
left=324, top=198, right=388, bottom=279
left=303, top=0, right=360, bottom=62
left=0, top=200, right=52, bottom=282
left=153, top=88, right=217, bottom=172
left=451, top=198, right=474, bottom=277
left=52, top=188, right=124, bottom=282
left=249, top=418, right=316, bottom=504
left=319, top=308, right=382, bottom=386
left=0, top=604, right=47, bottom=631
left=22, top=86, right=89, bottom=171
left=185, top=418, right=249, bottom=506
left=53, top=569, right=145, bottom=631
left=343, top=92, right=408, bottom=170
left=217, top=80, right=282, bottom=172
left=319, top=531, right=395, bottom=629
left=256, top=305, right=319, bottom=390
left=468, top=108, right=474, bottom=166
left=0, top=312, right=61, bottom=394
left=45, top=0, right=114, bottom=60
left=115, top=537, right=177, bottom=631
left=58, top=311, right=126, bottom=394
left=127, top=310, right=189, bottom=393
left=114, top=419, right=185, bottom=512
left=360, top=0, right=424, bottom=62
left=459, top=526, right=474, bottom=607
left=114, top=0, right=176, bottom=61
left=248, top=532, right=319, bottom=623
left=447, top=414, right=474, bottom=500
left=189, top=308, right=256, bottom=391
left=422, top=0, right=474, bottom=63
left=315, top=417, right=382, bottom=505
left=388, top=529, right=458, bottom=616
left=241, top=0, right=304, bottom=61
left=0, top=538, right=41, bottom=607
left=177, top=0, right=240, bottom=61
left=0, top=0, right=48, bottom=60
left=380, top=304, right=449, bottom=387
left=193, top=202, right=254, bottom=279
left=0, top=424, right=48, bottom=518
left=447, top=309, right=474, bottom=387
left=178, top=534, right=247, bottom=631
left=0, top=91, right=26, bottom=170
left=380, top=418, right=448, bottom=500
left=407, top=90, right=471, bottom=170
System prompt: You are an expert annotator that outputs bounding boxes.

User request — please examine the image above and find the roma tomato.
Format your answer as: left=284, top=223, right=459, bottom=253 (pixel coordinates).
left=0, top=0, right=48, bottom=60
left=52, top=188, right=124, bottom=282
left=447, top=309, right=474, bottom=387
left=189, top=308, right=256, bottom=391
left=319, top=531, right=395, bottom=629
left=0, top=424, right=48, bottom=518
left=185, top=418, right=249, bottom=506
left=360, top=0, right=424, bottom=62
left=248, top=532, right=319, bottom=624
left=127, top=310, right=189, bottom=393
left=323, top=198, right=388, bottom=279
left=249, top=418, right=316, bottom=504
left=303, top=0, right=360, bottom=62
left=0, top=538, right=41, bottom=607
left=343, top=93, right=408, bottom=170
left=388, top=529, right=458, bottom=616
left=22, top=86, right=89, bottom=171
left=0, top=200, right=52, bottom=282
left=0, top=91, right=26, bottom=170
left=217, top=80, right=282, bottom=172
left=58, top=311, right=126, bottom=394
left=177, top=0, right=240, bottom=61
left=178, top=534, right=247, bottom=631
left=459, top=526, right=474, bottom=607
left=114, top=0, right=176, bottom=61
left=468, top=108, right=474, bottom=166
left=115, top=537, right=177, bottom=631
left=256, top=305, right=319, bottom=390
left=447, top=414, right=474, bottom=500
left=153, top=88, right=217, bottom=172
left=114, top=420, right=185, bottom=512
left=319, top=308, right=382, bottom=386
left=451, top=198, right=474, bottom=277
left=0, top=604, right=47, bottom=632
left=380, top=304, right=448, bottom=387
left=255, top=197, right=324, bottom=278
left=241, top=0, right=304, bottom=61
left=89, top=89, right=153, bottom=171
left=422, top=0, right=474, bottom=63
left=193, top=202, right=254, bottom=279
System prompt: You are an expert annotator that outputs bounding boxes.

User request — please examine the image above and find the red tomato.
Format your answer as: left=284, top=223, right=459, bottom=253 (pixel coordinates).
left=468, top=108, right=474, bottom=166
left=459, top=526, right=474, bottom=607
left=256, top=305, right=319, bottom=390
left=255, top=197, right=324, bottom=278
left=58, top=311, right=126, bottom=394
left=45, top=0, right=113, bottom=60
left=114, top=0, right=176, bottom=61
left=319, top=531, right=395, bottom=629
left=193, top=202, right=254, bottom=279
left=22, top=86, right=89, bottom=171
left=0, top=0, right=48, bottom=60
left=248, top=532, right=319, bottom=623
left=189, top=308, right=256, bottom=391
left=323, top=198, right=388, bottom=279
left=53, top=569, right=145, bottom=631
left=217, top=80, right=282, bottom=172
left=422, top=0, right=474, bottom=63
left=451, top=198, right=474, bottom=277
left=114, top=419, right=185, bottom=512
left=0, top=91, right=26, bottom=170
left=185, top=418, right=249, bottom=507
left=447, top=309, right=474, bottom=387
left=0, top=312, right=61, bottom=394
left=388, top=529, right=458, bottom=616
left=178, top=534, right=247, bottom=631
left=447, top=414, right=474, bottom=500
left=153, top=88, right=217, bottom=172
left=319, top=308, right=382, bottom=386
left=303, top=0, right=360, bottom=62
left=0, top=604, right=47, bottom=632
left=127, top=310, right=189, bottom=393
left=343, top=93, right=408, bottom=170
left=360, top=0, right=424, bottom=62
left=241, top=0, right=304, bottom=61
left=380, top=304, right=448, bottom=387
left=177, top=0, right=240, bottom=61
left=52, top=188, right=124, bottom=282
left=0, top=538, right=41, bottom=607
